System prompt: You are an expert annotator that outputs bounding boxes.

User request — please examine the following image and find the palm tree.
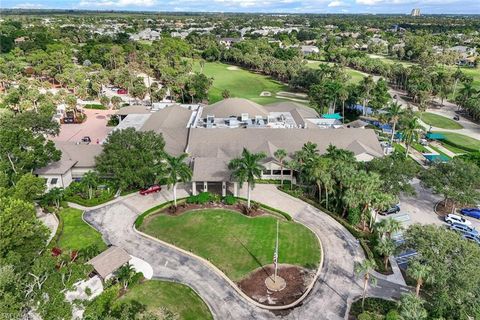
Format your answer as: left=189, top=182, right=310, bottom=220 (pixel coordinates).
left=81, top=171, right=99, bottom=200
left=273, top=149, right=288, bottom=186
left=338, top=86, right=349, bottom=124
left=403, top=117, right=422, bottom=159
left=165, top=153, right=192, bottom=208
left=375, top=217, right=402, bottom=240
left=311, top=157, right=334, bottom=209
left=115, top=263, right=136, bottom=290
left=354, top=259, right=377, bottom=310
left=45, top=187, right=64, bottom=209
left=407, top=260, right=432, bottom=297
left=399, top=293, right=428, bottom=320
left=385, top=101, right=404, bottom=145
left=359, top=76, right=375, bottom=116
left=375, top=238, right=395, bottom=270
left=228, top=148, right=266, bottom=209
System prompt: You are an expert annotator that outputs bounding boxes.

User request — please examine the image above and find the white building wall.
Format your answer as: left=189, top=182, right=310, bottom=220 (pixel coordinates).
left=40, top=170, right=74, bottom=191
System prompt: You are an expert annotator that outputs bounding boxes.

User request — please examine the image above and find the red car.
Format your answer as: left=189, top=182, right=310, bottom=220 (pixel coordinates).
left=117, top=89, right=128, bottom=94
left=139, top=185, right=161, bottom=195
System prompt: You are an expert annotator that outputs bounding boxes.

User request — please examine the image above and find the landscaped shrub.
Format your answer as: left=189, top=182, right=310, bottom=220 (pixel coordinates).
left=385, top=310, right=401, bottom=320
left=186, top=192, right=215, bottom=205
left=350, top=298, right=398, bottom=318
left=223, top=195, right=237, bottom=205
left=348, top=208, right=361, bottom=226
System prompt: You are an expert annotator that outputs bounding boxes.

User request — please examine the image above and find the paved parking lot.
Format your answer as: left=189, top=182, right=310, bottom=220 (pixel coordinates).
left=380, top=178, right=480, bottom=230
left=53, top=108, right=114, bottom=144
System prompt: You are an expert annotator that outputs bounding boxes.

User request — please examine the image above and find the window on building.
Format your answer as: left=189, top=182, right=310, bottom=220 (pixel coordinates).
left=263, top=170, right=272, bottom=175
left=272, top=170, right=282, bottom=175
left=50, top=178, right=58, bottom=185
left=282, top=170, right=291, bottom=175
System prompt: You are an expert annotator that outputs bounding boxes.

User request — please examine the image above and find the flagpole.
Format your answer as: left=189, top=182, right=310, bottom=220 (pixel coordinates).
left=274, top=220, right=279, bottom=283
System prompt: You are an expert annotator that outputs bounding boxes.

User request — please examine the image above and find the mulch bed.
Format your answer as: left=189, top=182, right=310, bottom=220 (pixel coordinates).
left=436, top=199, right=458, bottom=216
left=237, top=264, right=315, bottom=306
left=160, top=202, right=272, bottom=218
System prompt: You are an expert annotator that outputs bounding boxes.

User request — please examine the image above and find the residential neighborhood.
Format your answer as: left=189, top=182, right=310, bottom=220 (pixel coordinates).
left=1, top=6, right=480, bottom=320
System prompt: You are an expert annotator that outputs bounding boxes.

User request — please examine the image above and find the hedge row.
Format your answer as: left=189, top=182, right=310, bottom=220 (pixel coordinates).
left=134, top=198, right=187, bottom=228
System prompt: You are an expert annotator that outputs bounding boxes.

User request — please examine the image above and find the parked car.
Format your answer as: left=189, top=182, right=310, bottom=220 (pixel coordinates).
left=117, top=89, right=128, bottom=94
left=79, top=136, right=91, bottom=144
left=380, top=204, right=400, bottom=216
left=139, top=185, right=161, bottom=195
left=460, top=208, right=480, bottom=220
left=449, top=222, right=478, bottom=236
left=445, top=213, right=472, bottom=227
left=463, top=233, right=480, bottom=245
left=453, top=115, right=460, bottom=121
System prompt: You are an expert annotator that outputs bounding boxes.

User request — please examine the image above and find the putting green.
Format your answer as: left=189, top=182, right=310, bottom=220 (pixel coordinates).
left=140, top=209, right=321, bottom=281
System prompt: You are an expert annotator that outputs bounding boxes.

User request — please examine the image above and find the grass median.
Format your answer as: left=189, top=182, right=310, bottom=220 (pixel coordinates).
left=139, top=208, right=321, bottom=281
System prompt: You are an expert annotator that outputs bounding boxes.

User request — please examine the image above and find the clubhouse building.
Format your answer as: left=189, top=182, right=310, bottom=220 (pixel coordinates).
left=36, top=98, right=385, bottom=195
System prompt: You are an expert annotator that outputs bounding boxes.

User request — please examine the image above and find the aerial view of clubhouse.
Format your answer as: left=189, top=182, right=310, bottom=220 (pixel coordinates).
left=36, top=98, right=384, bottom=193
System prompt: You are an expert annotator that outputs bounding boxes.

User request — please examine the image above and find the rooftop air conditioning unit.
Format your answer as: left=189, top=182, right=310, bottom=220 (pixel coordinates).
left=241, top=113, right=249, bottom=121
left=255, top=115, right=263, bottom=124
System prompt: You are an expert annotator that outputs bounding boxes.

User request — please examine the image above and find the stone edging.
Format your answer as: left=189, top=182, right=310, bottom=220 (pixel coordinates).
left=133, top=215, right=324, bottom=311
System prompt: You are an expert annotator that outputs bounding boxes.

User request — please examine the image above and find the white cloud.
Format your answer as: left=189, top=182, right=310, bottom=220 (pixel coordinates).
left=328, top=0, right=346, bottom=7
left=14, top=2, right=45, bottom=8
left=79, top=0, right=156, bottom=7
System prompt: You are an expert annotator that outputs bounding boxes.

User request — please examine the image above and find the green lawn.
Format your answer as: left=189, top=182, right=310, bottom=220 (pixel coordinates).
left=306, top=60, right=365, bottom=83
left=117, top=280, right=212, bottom=320
left=435, top=131, right=480, bottom=151
left=367, top=54, right=414, bottom=67
left=140, top=209, right=321, bottom=281
left=192, top=61, right=292, bottom=105
left=57, top=208, right=107, bottom=251
left=420, top=112, right=463, bottom=129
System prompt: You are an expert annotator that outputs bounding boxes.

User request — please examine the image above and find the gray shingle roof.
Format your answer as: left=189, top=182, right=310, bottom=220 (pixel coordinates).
left=87, top=246, right=131, bottom=279
left=192, top=157, right=231, bottom=182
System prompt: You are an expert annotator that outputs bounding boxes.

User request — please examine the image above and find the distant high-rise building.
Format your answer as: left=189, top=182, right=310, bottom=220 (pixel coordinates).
left=411, top=8, right=421, bottom=17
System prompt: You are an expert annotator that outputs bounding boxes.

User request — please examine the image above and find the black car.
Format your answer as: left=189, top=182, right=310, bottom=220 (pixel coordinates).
left=380, top=205, right=401, bottom=215
left=80, top=136, right=91, bottom=144
left=453, top=115, right=460, bottom=121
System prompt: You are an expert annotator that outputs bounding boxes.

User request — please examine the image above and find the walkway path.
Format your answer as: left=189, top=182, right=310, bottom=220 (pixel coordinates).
left=82, top=186, right=408, bottom=320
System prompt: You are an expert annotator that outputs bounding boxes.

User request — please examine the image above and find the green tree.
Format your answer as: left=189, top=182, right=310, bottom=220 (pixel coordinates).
left=115, top=263, right=136, bottom=291
left=0, top=265, right=26, bottom=317
left=228, top=148, right=266, bottom=208
left=95, top=128, right=166, bottom=190
left=11, top=173, right=46, bottom=201
left=81, top=171, right=99, bottom=200
left=384, top=101, right=404, bottom=145
left=43, top=187, right=65, bottom=209
left=354, top=259, right=377, bottom=311
left=165, top=153, right=192, bottom=207
left=273, top=148, right=288, bottom=186
left=402, top=117, right=422, bottom=159
left=407, top=259, right=432, bottom=297
left=111, top=96, right=123, bottom=109
left=420, top=158, right=480, bottom=213
left=367, top=153, right=418, bottom=196
left=0, top=197, right=49, bottom=267
left=375, top=238, right=395, bottom=270
left=404, top=224, right=480, bottom=319
left=398, top=293, right=428, bottom=320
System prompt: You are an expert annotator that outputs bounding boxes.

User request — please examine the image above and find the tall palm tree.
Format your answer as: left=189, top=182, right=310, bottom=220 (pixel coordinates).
left=165, top=153, right=192, bottom=208
left=354, top=259, right=377, bottom=310
left=385, top=101, right=404, bottom=145
left=403, top=117, right=422, bottom=159
left=375, top=217, right=402, bottom=240
left=359, top=76, right=375, bottom=116
left=375, top=238, right=395, bottom=270
left=407, top=260, right=432, bottom=297
left=228, top=148, right=266, bottom=209
left=338, top=86, right=349, bottom=124
left=273, top=148, right=287, bottom=186
left=311, top=157, right=334, bottom=209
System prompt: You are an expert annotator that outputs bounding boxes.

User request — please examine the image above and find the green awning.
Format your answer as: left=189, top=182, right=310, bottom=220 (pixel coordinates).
left=426, top=132, right=445, bottom=140
left=321, top=113, right=343, bottom=120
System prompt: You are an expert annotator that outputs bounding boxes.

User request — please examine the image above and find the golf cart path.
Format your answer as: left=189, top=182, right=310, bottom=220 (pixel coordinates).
left=82, top=186, right=408, bottom=320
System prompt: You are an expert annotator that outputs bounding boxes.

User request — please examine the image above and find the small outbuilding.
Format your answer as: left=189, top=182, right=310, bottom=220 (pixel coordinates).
left=87, top=246, right=131, bottom=280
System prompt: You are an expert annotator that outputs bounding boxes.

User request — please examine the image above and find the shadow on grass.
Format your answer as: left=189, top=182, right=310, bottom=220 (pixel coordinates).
left=232, top=235, right=271, bottom=279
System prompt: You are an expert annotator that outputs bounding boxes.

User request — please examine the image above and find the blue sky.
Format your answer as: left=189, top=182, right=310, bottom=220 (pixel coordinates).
left=2, top=0, right=480, bottom=14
